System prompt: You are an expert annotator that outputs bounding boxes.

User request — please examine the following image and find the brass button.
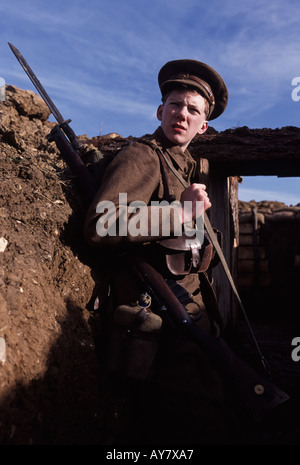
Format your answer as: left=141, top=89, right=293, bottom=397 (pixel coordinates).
left=254, top=384, right=264, bottom=395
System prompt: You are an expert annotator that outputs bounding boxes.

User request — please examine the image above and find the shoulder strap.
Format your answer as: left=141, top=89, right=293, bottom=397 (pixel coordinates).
left=154, top=146, right=270, bottom=373
left=156, top=149, right=176, bottom=203
left=136, top=137, right=176, bottom=202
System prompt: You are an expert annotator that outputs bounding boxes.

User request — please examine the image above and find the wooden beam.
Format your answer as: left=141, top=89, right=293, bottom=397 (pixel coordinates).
left=190, top=126, right=300, bottom=177
left=210, top=159, right=300, bottom=176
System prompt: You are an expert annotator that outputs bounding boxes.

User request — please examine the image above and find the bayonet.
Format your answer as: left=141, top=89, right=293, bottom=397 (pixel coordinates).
left=8, top=42, right=80, bottom=150
left=8, top=42, right=97, bottom=201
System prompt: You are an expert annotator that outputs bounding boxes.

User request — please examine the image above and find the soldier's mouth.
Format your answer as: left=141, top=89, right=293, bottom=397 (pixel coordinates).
left=172, top=124, right=186, bottom=132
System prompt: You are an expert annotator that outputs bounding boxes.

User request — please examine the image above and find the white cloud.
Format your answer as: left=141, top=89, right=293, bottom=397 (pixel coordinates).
left=239, top=186, right=300, bottom=206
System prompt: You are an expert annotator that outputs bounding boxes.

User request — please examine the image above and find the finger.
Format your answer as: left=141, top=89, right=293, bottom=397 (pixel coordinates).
left=192, top=183, right=207, bottom=190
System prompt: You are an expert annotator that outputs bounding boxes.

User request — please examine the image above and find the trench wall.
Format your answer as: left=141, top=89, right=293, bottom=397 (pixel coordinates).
left=237, top=204, right=300, bottom=321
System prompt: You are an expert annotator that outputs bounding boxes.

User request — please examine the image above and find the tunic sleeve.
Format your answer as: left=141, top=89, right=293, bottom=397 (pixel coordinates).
left=84, top=141, right=182, bottom=248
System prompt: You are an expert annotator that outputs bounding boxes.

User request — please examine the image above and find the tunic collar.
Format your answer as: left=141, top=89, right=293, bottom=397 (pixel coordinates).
left=151, top=126, right=196, bottom=176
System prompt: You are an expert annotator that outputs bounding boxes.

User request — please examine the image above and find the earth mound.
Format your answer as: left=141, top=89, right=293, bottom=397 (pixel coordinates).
left=0, top=85, right=106, bottom=444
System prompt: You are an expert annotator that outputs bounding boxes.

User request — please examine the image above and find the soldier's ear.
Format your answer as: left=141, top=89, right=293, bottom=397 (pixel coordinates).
left=197, top=120, right=208, bottom=135
left=157, top=105, right=163, bottom=121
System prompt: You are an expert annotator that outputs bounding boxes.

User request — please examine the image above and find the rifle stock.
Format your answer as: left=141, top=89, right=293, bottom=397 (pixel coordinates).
left=133, top=255, right=289, bottom=424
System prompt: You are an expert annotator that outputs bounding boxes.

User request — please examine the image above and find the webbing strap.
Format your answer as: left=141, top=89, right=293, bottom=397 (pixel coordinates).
left=156, top=147, right=270, bottom=373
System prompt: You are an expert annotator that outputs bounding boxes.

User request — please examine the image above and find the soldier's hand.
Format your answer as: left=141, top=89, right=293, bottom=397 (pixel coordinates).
left=177, top=183, right=211, bottom=224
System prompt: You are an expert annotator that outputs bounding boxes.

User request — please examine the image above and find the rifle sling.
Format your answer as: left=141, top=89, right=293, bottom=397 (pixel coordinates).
left=155, top=147, right=269, bottom=373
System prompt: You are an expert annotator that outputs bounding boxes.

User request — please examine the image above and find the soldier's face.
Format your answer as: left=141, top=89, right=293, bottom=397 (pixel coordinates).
left=157, top=89, right=208, bottom=151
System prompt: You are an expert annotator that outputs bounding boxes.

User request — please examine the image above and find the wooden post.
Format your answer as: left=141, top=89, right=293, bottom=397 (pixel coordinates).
left=197, top=158, right=235, bottom=327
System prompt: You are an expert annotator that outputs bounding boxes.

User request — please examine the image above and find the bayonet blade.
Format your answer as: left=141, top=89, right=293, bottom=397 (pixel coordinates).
left=8, top=42, right=80, bottom=150
left=8, top=42, right=65, bottom=125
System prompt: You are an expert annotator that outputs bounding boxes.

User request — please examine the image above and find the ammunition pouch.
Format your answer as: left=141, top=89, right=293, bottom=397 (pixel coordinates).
left=105, top=301, right=162, bottom=381
left=156, top=233, right=213, bottom=279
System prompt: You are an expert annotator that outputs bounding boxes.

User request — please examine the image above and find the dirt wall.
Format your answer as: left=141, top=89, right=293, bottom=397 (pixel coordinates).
left=0, top=85, right=106, bottom=444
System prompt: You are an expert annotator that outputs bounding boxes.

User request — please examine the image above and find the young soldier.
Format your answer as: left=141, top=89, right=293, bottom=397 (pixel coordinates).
left=84, top=59, right=233, bottom=444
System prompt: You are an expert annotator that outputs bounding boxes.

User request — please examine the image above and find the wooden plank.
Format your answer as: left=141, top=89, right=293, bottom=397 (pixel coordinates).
left=205, top=166, right=233, bottom=327
left=216, top=160, right=300, bottom=176
left=239, top=234, right=257, bottom=245
left=237, top=246, right=266, bottom=260
left=238, top=272, right=272, bottom=288
left=239, top=212, right=265, bottom=224
left=189, top=126, right=300, bottom=177
left=238, top=259, right=269, bottom=273
left=239, top=223, right=254, bottom=234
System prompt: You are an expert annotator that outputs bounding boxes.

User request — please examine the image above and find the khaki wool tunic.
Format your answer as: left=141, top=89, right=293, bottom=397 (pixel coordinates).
left=84, top=126, right=231, bottom=444
left=84, top=126, right=218, bottom=331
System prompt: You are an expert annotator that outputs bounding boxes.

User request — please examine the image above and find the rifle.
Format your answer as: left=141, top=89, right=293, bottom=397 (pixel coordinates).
left=132, top=255, right=289, bottom=423
left=9, top=42, right=290, bottom=423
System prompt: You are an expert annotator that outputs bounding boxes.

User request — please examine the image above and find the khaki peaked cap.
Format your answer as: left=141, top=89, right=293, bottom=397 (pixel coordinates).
left=158, top=59, right=228, bottom=120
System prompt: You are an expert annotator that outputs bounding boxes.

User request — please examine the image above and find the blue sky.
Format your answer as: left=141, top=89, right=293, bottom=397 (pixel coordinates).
left=1, top=0, right=300, bottom=205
